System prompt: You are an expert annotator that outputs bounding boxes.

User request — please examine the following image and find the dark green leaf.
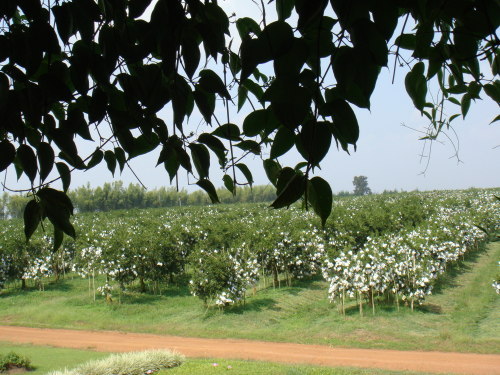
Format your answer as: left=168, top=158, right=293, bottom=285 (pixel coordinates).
left=37, top=142, right=55, bottom=182
left=274, top=38, right=309, bottom=78
left=235, top=140, right=261, bottom=155
left=53, top=226, right=64, bottom=252
left=193, top=88, right=215, bottom=124
left=276, top=0, right=295, bottom=21
left=461, top=93, right=471, bottom=119
left=114, top=147, right=126, bottom=172
left=161, top=142, right=181, bottom=183
left=449, top=113, right=461, bottom=123
left=86, top=149, right=104, bottom=169
left=243, top=109, right=280, bottom=137
left=189, top=143, right=210, bottom=179
left=270, top=127, right=295, bottom=159
left=238, top=85, right=248, bottom=111
left=372, top=0, right=399, bottom=41
left=271, top=173, right=305, bottom=209
left=490, top=114, right=500, bottom=124
left=52, top=3, right=74, bottom=44
left=43, top=203, right=75, bottom=239
left=198, top=69, right=231, bottom=99
left=56, top=162, right=71, bottom=192
left=236, top=163, right=253, bottom=186
left=198, top=133, right=227, bottom=165
left=484, top=83, right=500, bottom=103
left=405, top=62, right=427, bottom=111
left=276, top=167, right=298, bottom=195
left=331, top=46, right=380, bottom=109
left=196, top=179, right=220, bottom=204
left=128, top=133, right=160, bottom=159
left=264, top=79, right=311, bottom=130
left=36, top=187, right=74, bottom=215
left=24, top=199, right=42, bottom=241
left=307, top=176, right=332, bottom=227
left=350, top=19, right=388, bottom=66
left=171, top=75, right=193, bottom=128
left=17, top=144, right=38, bottom=183
left=259, top=21, right=295, bottom=60
left=36, top=187, right=75, bottom=239
left=295, top=121, right=332, bottom=165
left=240, top=38, right=262, bottom=81
left=236, top=17, right=261, bottom=39
left=104, top=150, right=116, bottom=176
left=296, top=0, right=328, bottom=30
left=414, top=23, right=434, bottom=58
left=263, top=159, right=281, bottom=186
left=0, top=140, right=16, bottom=172
left=324, top=99, right=359, bottom=146
left=242, top=78, right=265, bottom=101
left=212, top=123, right=241, bottom=141
left=223, top=174, right=235, bottom=195
left=182, top=31, right=201, bottom=79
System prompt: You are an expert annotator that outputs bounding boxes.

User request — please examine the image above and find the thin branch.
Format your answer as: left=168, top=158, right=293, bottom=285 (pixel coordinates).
left=392, top=13, right=410, bottom=84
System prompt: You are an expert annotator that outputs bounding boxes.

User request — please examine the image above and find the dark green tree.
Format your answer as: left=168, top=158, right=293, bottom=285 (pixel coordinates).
left=0, top=0, right=498, bottom=244
left=353, top=176, right=371, bottom=196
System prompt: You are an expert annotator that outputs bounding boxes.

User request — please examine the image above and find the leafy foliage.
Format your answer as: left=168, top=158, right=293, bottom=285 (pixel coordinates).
left=0, top=0, right=498, bottom=242
left=352, top=176, right=371, bottom=196
left=0, top=351, right=32, bottom=372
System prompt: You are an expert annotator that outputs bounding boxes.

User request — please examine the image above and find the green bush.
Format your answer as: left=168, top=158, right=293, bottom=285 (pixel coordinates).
left=48, top=350, right=184, bottom=375
left=0, top=352, right=32, bottom=372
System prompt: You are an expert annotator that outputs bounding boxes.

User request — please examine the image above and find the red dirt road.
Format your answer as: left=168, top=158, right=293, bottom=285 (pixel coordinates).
left=0, top=326, right=499, bottom=374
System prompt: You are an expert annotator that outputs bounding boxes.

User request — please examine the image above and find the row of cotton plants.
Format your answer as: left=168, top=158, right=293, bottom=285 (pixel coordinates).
left=322, top=201, right=497, bottom=315
left=0, top=189, right=498, bottom=310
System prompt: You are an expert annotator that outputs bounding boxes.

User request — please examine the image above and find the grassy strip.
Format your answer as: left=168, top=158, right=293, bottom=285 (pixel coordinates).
left=0, top=243, right=498, bottom=353
left=0, top=343, right=433, bottom=375
left=162, top=358, right=435, bottom=375
left=0, top=343, right=108, bottom=375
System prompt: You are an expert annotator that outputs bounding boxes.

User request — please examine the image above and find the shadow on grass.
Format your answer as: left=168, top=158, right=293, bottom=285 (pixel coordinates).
left=432, top=244, right=486, bottom=295
left=0, top=278, right=74, bottom=297
left=200, top=297, right=279, bottom=319
left=225, top=298, right=279, bottom=314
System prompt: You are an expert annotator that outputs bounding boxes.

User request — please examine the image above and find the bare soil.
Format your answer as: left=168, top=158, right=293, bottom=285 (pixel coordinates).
left=4, top=366, right=28, bottom=375
left=0, top=326, right=499, bottom=374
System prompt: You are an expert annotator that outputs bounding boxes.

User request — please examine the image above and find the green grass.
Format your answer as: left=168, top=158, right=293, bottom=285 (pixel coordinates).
left=162, top=358, right=433, bottom=375
left=0, top=342, right=108, bottom=374
left=0, top=343, right=433, bottom=375
left=0, top=243, right=499, bottom=354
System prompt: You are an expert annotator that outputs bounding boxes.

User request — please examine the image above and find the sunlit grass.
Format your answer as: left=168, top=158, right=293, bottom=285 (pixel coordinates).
left=0, top=344, right=433, bottom=375
left=0, top=342, right=108, bottom=375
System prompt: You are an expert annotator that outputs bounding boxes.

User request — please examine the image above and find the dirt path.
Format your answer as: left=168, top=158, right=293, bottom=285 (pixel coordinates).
left=0, top=326, right=499, bottom=374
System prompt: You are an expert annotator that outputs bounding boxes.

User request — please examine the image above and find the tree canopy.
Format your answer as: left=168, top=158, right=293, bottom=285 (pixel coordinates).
left=353, top=176, right=371, bottom=196
left=0, top=0, right=498, bottom=247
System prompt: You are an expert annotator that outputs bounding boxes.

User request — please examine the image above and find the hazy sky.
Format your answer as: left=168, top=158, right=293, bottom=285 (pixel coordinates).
left=3, top=1, right=499, bottom=195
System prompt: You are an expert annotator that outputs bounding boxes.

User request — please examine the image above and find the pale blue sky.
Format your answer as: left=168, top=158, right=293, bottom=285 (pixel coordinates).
left=3, top=1, right=499, bottom=195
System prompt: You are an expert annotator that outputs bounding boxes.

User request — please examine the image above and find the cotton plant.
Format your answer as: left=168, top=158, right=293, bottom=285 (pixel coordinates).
left=322, top=196, right=497, bottom=314
left=189, top=246, right=260, bottom=308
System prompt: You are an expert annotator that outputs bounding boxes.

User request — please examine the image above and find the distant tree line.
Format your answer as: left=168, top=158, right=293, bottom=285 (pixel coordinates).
left=0, top=182, right=279, bottom=218
left=0, top=181, right=405, bottom=219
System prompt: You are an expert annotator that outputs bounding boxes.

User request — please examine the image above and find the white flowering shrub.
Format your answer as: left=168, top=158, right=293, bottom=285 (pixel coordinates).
left=189, top=246, right=259, bottom=307
left=322, top=194, right=497, bottom=313
left=0, top=255, right=7, bottom=289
